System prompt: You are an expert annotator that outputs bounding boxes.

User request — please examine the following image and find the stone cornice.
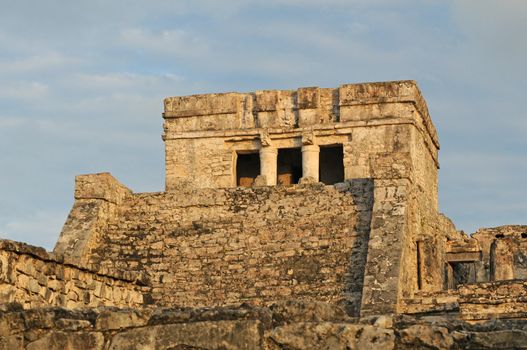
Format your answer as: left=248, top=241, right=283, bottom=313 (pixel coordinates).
left=162, top=80, right=439, bottom=150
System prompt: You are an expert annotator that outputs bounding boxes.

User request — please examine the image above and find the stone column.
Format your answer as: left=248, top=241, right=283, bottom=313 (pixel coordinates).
left=490, top=239, right=515, bottom=281
left=301, top=145, right=320, bottom=182
left=259, top=147, right=277, bottom=186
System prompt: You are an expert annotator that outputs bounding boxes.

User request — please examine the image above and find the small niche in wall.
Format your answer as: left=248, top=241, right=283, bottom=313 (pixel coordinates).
left=236, top=152, right=260, bottom=187
left=277, top=148, right=302, bottom=185
left=416, top=241, right=423, bottom=290
left=319, top=144, right=344, bottom=185
left=445, top=261, right=477, bottom=289
left=521, top=233, right=527, bottom=239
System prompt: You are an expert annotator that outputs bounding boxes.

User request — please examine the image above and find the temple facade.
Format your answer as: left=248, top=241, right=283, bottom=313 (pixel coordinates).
left=0, top=81, right=526, bottom=348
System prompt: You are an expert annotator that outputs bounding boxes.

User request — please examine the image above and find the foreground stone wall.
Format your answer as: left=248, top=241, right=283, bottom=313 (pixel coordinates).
left=2, top=301, right=527, bottom=350
left=74, top=180, right=374, bottom=314
left=0, top=240, right=147, bottom=309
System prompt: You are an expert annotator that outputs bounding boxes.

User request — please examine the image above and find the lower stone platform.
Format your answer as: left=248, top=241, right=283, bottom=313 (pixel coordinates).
left=2, top=301, right=527, bottom=349
left=459, top=280, right=527, bottom=321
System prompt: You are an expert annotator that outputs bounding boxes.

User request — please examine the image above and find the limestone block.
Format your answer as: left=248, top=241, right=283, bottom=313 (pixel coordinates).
left=47, top=279, right=61, bottom=291
left=93, top=281, right=103, bottom=298
left=164, top=93, right=241, bottom=116
left=16, top=258, right=35, bottom=275
left=108, top=320, right=262, bottom=350
left=17, top=274, right=29, bottom=290
left=95, top=309, right=150, bottom=330
left=297, top=87, right=320, bottom=109
left=26, top=331, right=104, bottom=350
left=55, top=318, right=93, bottom=331
left=269, top=322, right=395, bottom=350
left=27, top=278, right=40, bottom=294
left=74, top=172, right=131, bottom=204
left=397, top=325, right=454, bottom=349
left=298, top=108, right=318, bottom=127
left=0, top=335, right=23, bottom=350
left=255, top=90, right=280, bottom=112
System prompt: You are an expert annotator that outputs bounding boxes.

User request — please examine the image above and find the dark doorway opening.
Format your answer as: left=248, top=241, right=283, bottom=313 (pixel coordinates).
left=445, top=262, right=476, bottom=289
left=319, top=144, right=344, bottom=185
left=277, top=148, right=302, bottom=185
left=236, top=152, right=260, bottom=187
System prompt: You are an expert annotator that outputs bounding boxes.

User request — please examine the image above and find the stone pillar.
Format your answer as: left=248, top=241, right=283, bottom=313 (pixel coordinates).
left=301, top=145, right=320, bottom=182
left=490, top=239, right=515, bottom=281
left=360, top=179, right=409, bottom=316
left=259, top=147, right=277, bottom=186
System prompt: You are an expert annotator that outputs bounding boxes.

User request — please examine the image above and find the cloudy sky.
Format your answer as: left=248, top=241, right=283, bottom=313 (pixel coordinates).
left=0, top=0, right=526, bottom=250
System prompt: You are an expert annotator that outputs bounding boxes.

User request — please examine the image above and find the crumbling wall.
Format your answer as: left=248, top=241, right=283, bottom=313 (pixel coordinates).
left=53, top=81, right=449, bottom=316
left=472, top=225, right=527, bottom=281
left=2, top=301, right=527, bottom=350
left=160, top=82, right=444, bottom=316
left=53, top=172, right=132, bottom=266
left=78, top=180, right=374, bottom=315
left=459, top=280, right=527, bottom=321
left=0, top=240, right=147, bottom=309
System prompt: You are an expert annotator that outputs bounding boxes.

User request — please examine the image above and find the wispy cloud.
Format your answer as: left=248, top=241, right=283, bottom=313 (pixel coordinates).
left=120, top=28, right=210, bottom=58
left=0, top=81, right=49, bottom=100
left=71, top=72, right=183, bottom=93
left=0, top=1, right=525, bottom=248
left=0, top=52, right=74, bottom=75
left=0, top=210, right=67, bottom=250
left=0, top=115, right=25, bottom=129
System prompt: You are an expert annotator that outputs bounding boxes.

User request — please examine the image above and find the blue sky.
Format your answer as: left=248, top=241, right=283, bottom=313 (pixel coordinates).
left=1, top=0, right=526, bottom=250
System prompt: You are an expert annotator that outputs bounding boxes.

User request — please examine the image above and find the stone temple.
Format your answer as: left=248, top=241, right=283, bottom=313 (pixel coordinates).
left=1, top=80, right=527, bottom=349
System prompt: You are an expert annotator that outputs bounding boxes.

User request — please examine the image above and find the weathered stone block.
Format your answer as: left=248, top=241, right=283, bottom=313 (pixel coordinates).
left=26, top=331, right=104, bottom=350
left=269, top=322, right=395, bottom=350
left=74, top=172, right=131, bottom=204
left=108, top=320, right=263, bottom=350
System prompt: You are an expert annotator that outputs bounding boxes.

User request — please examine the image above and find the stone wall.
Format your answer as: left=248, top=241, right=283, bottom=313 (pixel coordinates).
left=54, top=172, right=131, bottom=266
left=54, top=171, right=452, bottom=317
left=0, top=240, right=147, bottom=309
left=2, top=301, right=527, bottom=350
left=400, top=290, right=459, bottom=315
left=52, top=168, right=449, bottom=317
left=50, top=81, right=475, bottom=318
left=67, top=180, right=375, bottom=315
left=160, top=82, right=445, bottom=316
left=459, top=280, right=527, bottom=321
left=472, top=225, right=527, bottom=281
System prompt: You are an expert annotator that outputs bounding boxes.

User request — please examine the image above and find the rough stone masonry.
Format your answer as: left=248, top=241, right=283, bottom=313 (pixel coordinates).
left=1, top=80, right=527, bottom=349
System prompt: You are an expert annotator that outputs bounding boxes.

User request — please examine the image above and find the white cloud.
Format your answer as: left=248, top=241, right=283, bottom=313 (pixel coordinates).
left=120, top=28, right=210, bottom=58
left=0, top=116, right=25, bottom=129
left=450, top=0, right=527, bottom=66
left=72, top=72, right=183, bottom=91
left=0, top=81, right=48, bottom=100
left=0, top=52, right=74, bottom=75
left=0, top=0, right=525, bottom=248
left=1, top=210, right=67, bottom=250
left=442, top=151, right=527, bottom=185
left=248, top=0, right=417, bottom=7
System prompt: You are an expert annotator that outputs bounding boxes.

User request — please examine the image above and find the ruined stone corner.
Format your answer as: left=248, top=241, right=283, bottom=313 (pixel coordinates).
left=74, top=172, right=132, bottom=205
